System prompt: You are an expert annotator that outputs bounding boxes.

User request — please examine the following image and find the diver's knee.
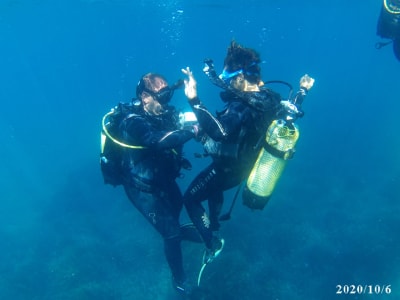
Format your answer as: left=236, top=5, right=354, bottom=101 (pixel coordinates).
left=164, top=234, right=181, bottom=247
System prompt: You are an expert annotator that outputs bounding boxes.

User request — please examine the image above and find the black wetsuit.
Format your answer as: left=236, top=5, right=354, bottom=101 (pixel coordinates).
left=183, top=90, right=281, bottom=249
left=377, top=2, right=400, bottom=41
left=377, top=1, right=400, bottom=60
left=119, top=105, right=194, bottom=284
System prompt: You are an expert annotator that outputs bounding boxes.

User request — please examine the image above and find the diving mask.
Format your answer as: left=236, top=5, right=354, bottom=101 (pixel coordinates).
left=218, top=69, right=244, bottom=84
left=140, top=79, right=184, bottom=105
left=218, top=62, right=259, bottom=84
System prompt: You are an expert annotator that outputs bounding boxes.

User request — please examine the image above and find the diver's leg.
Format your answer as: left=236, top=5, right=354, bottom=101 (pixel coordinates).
left=124, top=184, right=186, bottom=284
left=164, top=235, right=186, bottom=284
left=165, top=181, right=183, bottom=220
left=183, top=164, right=220, bottom=249
left=208, top=191, right=223, bottom=232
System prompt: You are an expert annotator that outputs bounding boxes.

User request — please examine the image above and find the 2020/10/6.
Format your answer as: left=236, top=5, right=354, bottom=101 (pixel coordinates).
left=336, top=284, right=392, bottom=295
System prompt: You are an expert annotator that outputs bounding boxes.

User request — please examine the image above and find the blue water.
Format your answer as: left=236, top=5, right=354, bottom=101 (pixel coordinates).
left=1, top=1, right=399, bottom=299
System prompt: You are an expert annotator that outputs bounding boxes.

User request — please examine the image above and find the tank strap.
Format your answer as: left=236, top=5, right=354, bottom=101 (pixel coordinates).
left=263, top=141, right=295, bottom=160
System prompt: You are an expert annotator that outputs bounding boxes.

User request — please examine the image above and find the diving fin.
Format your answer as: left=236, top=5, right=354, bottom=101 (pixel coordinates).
left=197, top=263, right=207, bottom=286
left=180, top=223, right=203, bottom=243
left=197, top=238, right=225, bottom=286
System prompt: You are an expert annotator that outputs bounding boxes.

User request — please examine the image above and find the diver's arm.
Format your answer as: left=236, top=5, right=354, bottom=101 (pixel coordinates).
left=279, top=74, right=315, bottom=121
left=126, top=117, right=194, bottom=149
left=189, top=101, right=228, bottom=141
left=181, top=67, right=229, bottom=140
left=292, top=74, right=315, bottom=106
left=156, top=129, right=194, bottom=148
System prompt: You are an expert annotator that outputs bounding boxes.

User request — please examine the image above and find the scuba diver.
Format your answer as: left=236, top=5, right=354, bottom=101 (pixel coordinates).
left=100, top=73, right=202, bottom=297
left=180, top=41, right=314, bottom=283
left=376, top=0, right=400, bottom=62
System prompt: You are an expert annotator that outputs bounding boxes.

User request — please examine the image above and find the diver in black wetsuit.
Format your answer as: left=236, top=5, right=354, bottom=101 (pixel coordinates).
left=105, top=73, right=200, bottom=296
left=180, top=41, right=283, bottom=264
left=376, top=0, right=400, bottom=61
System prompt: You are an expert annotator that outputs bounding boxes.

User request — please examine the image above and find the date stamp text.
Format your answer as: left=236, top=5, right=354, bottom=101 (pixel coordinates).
left=336, top=285, right=392, bottom=295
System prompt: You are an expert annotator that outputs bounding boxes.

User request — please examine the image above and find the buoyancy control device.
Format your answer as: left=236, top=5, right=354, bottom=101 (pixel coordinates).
left=100, top=102, right=145, bottom=186
left=242, top=75, right=314, bottom=210
left=100, top=102, right=197, bottom=186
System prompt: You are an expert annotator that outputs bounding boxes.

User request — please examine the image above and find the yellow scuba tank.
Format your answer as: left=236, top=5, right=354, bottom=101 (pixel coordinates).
left=242, top=74, right=314, bottom=210
left=243, top=119, right=299, bottom=210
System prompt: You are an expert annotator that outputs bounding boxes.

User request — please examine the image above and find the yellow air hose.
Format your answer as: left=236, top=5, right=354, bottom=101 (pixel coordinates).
left=101, top=110, right=146, bottom=149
